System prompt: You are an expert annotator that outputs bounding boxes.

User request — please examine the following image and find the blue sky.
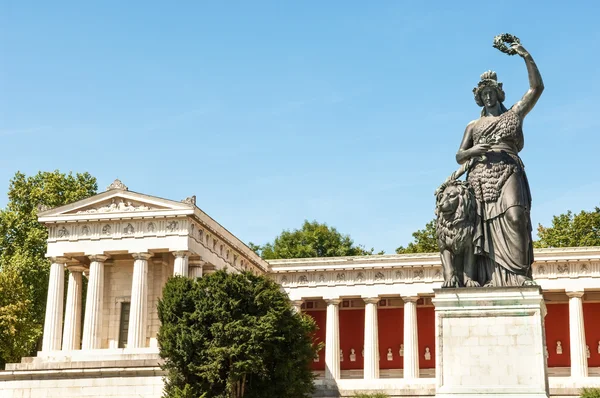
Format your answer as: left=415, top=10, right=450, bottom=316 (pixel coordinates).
left=1, top=1, right=599, bottom=254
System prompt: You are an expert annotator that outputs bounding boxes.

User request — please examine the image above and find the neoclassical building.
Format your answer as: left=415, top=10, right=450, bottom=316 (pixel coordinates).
left=0, top=181, right=599, bottom=397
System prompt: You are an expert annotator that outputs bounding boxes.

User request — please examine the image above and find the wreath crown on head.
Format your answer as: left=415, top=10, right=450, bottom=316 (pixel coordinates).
left=472, top=70, right=505, bottom=107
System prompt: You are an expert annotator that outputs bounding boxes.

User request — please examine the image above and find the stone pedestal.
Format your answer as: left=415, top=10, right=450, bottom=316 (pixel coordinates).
left=432, top=287, right=549, bottom=398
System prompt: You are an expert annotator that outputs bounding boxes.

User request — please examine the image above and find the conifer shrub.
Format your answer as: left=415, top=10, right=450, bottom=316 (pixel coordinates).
left=158, top=271, right=318, bottom=398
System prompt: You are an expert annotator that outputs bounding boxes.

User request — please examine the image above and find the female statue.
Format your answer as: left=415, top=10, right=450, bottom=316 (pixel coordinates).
left=456, top=40, right=544, bottom=286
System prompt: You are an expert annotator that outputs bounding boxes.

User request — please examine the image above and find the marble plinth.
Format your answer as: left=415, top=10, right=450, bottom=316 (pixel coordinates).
left=432, top=286, right=549, bottom=398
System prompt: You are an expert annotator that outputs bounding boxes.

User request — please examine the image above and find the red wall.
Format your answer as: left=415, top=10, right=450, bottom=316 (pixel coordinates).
left=545, top=303, right=570, bottom=367
left=339, top=309, right=365, bottom=370
left=417, top=307, right=435, bottom=369
left=378, top=308, right=404, bottom=369
left=305, top=310, right=326, bottom=370
left=584, top=303, right=600, bottom=367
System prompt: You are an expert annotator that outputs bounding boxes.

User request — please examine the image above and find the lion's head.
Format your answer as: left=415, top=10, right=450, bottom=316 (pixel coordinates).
left=435, top=179, right=476, bottom=252
left=435, top=180, right=475, bottom=221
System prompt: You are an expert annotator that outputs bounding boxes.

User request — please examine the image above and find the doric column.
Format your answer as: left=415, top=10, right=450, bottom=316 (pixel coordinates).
left=402, top=296, right=420, bottom=379
left=363, top=297, right=380, bottom=379
left=188, top=258, right=204, bottom=279
left=82, top=255, right=108, bottom=350
left=291, top=300, right=304, bottom=313
left=42, top=257, right=67, bottom=352
left=567, top=291, right=588, bottom=378
left=127, top=252, right=152, bottom=348
left=173, top=251, right=189, bottom=277
left=62, top=265, right=86, bottom=350
left=324, top=298, right=341, bottom=380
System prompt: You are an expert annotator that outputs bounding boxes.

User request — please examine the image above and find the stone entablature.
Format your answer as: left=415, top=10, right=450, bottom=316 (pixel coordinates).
left=269, top=247, right=600, bottom=298
left=39, top=183, right=269, bottom=274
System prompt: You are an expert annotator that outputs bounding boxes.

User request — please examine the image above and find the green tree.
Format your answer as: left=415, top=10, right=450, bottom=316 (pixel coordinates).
left=395, top=220, right=438, bottom=254
left=0, top=267, right=40, bottom=369
left=535, top=207, right=600, bottom=248
left=0, top=170, right=97, bottom=364
left=158, top=272, right=318, bottom=398
left=250, top=220, right=380, bottom=259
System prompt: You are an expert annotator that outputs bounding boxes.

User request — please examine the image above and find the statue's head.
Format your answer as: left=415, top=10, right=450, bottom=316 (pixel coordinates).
left=473, top=70, right=506, bottom=108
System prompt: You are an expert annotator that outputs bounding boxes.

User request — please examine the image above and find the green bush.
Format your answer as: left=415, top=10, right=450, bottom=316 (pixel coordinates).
left=353, top=393, right=390, bottom=398
left=158, top=271, right=318, bottom=398
left=581, top=387, right=600, bottom=398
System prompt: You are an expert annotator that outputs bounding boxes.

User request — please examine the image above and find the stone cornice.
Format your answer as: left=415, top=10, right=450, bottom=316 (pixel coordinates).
left=269, top=247, right=600, bottom=273
left=270, top=248, right=600, bottom=291
left=189, top=208, right=270, bottom=273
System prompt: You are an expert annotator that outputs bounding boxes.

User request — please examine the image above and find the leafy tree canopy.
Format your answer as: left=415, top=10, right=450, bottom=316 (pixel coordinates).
left=0, top=170, right=97, bottom=364
left=535, top=207, right=600, bottom=248
left=395, top=220, right=437, bottom=254
left=250, top=220, right=381, bottom=259
left=158, top=272, right=318, bottom=398
left=0, top=267, right=40, bottom=369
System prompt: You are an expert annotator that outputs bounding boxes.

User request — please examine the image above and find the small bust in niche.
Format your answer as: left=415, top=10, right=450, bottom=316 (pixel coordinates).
left=556, top=340, right=563, bottom=355
left=399, top=343, right=404, bottom=357
left=386, top=347, right=393, bottom=361
left=313, top=352, right=319, bottom=363
left=350, top=348, right=356, bottom=362
left=587, top=345, right=591, bottom=359
left=424, top=347, right=431, bottom=361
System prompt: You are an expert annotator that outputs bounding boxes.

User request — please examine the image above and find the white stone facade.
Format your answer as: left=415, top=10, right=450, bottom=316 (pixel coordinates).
left=1, top=183, right=600, bottom=397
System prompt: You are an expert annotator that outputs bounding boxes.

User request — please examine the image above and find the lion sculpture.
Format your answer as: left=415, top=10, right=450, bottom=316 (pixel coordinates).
left=435, top=178, right=479, bottom=288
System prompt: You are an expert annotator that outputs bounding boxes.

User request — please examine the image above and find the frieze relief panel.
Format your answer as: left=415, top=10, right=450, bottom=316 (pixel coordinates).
left=48, top=218, right=189, bottom=242
left=277, top=265, right=445, bottom=289
left=533, top=261, right=600, bottom=279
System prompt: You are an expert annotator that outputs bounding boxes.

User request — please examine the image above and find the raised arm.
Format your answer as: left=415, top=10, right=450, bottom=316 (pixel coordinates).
left=456, top=121, right=491, bottom=164
left=511, top=43, right=544, bottom=119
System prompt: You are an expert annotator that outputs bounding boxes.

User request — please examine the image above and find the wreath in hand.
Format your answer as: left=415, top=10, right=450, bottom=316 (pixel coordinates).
left=493, top=33, right=520, bottom=56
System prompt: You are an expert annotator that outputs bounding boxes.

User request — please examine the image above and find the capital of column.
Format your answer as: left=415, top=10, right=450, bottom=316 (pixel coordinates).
left=49, top=256, right=70, bottom=264
left=363, top=297, right=380, bottom=305
left=189, top=258, right=205, bottom=266
left=173, top=251, right=189, bottom=259
left=132, top=252, right=153, bottom=261
left=324, top=298, right=342, bottom=306
left=88, top=254, right=109, bottom=263
left=66, top=264, right=87, bottom=273
left=402, top=296, right=419, bottom=303
left=566, top=291, right=585, bottom=299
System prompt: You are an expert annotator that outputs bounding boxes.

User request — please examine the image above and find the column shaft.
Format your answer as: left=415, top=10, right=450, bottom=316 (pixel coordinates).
left=128, top=253, right=152, bottom=348
left=403, top=296, right=420, bottom=379
left=568, top=291, right=588, bottom=378
left=363, top=297, right=380, bottom=379
left=62, top=267, right=84, bottom=350
left=173, top=251, right=189, bottom=277
left=325, top=299, right=341, bottom=380
left=42, top=259, right=66, bottom=351
left=82, top=255, right=107, bottom=350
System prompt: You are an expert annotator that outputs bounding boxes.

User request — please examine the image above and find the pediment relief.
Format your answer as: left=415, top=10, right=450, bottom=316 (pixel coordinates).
left=69, top=197, right=165, bottom=215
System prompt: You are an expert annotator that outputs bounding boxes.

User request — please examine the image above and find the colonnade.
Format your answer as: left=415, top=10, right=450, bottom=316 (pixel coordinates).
left=299, top=291, right=590, bottom=380
left=303, top=296, right=423, bottom=380
left=41, top=252, right=203, bottom=352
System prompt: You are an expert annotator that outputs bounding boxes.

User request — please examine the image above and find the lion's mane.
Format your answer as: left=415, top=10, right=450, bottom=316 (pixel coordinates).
left=435, top=180, right=477, bottom=253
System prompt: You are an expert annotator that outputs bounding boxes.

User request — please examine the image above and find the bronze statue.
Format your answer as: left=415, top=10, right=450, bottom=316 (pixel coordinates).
left=438, top=34, right=544, bottom=287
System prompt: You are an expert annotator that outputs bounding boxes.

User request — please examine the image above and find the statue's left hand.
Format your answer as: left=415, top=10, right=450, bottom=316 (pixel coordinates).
left=510, top=42, right=529, bottom=58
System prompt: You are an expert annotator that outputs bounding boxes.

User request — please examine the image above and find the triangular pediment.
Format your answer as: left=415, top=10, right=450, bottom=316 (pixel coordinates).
left=38, top=189, right=195, bottom=219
